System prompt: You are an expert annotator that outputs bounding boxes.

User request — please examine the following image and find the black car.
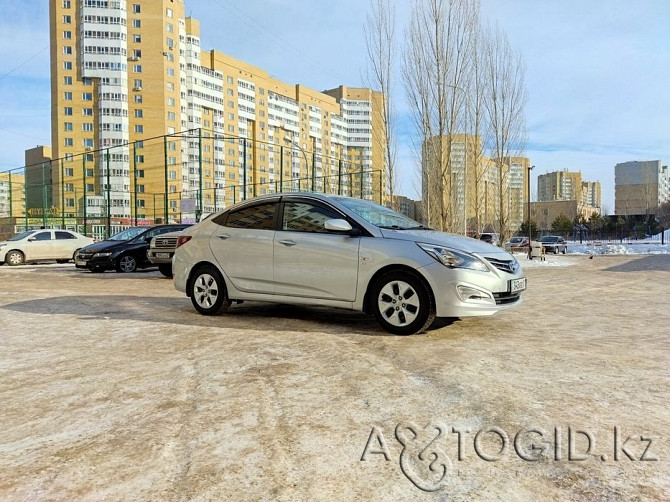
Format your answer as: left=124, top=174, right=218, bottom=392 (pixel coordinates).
left=75, top=224, right=190, bottom=273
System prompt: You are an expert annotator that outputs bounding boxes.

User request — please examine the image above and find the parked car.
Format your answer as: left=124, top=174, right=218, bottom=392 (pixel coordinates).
left=75, top=224, right=190, bottom=273
left=479, top=232, right=500, bottom=246
left=173, top=193, right=526, bottom=335
left=505, top=236, right=530, bottom=252
left=0, top=229, right=94, bottom=266
left=539, top=235, right=567, bottom=254
left=148, top=230, right=186, bottom=277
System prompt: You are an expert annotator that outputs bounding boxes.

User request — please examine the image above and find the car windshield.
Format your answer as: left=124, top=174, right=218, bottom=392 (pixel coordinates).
left=8, top=230, right=37, bottom=241
left=108, top=227, right=147, bottom=241
left=540, top=236, right=558, bottom=243
left=337, top=198, right=427, bottom=230
left=510, top=237, right=524, bottom=243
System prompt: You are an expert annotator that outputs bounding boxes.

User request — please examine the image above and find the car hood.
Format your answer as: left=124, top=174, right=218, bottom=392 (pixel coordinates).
left=79, top=240, right=129, bottom=253
left=379, top=229, right=513, bottom=257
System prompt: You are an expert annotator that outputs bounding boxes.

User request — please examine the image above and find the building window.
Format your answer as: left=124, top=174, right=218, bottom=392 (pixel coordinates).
left=82, top=123, right=93, bottom=131
left=132, top=4, right=140, bottom=13
left=227, top=76, right=234, bottom=84
left=83, top=138, right=93, bottom=148
left=167, top=82, right=174, bottom=91
left=63, top=91, right=72, bottom=100
left=136, top=169, right=144, bottom=177
left=166, top=23, right=173, bottom=33
left=62, top=0, right=70, bottom=7
left=132, top=49, right=141, bottom=59
left=63, top=61, right=72, bottom=70
left=63, top=15, right=71, bottom=23
left=64, top=138, right=73, bottom=146
left=167, top=111, right=176, bottom=121
left=134, top=109, right=143, bottom=118
left=64, top=168, right=74, bottom=177
left=63, top=76, right=72, bottom=85
left=82, top=92, right=93, bottom=101
left=132, top=20, right=141, bottom=28
left=63, top=46, right=72, bottom=55
left=133, top=34, right=141, bottom=43
left=167, top=68, right=174, bottom=77
left=135, top=125, right=144, bottom=133
left=167, top=97, right=175, bottom=106
left=134, top=95, right=143, bottom=104
left=64, top=122, right=73, bottom=131
left=83, top=108, right=93, bottom=116
left=166, top=37, right=173, bottom=48
left=136, top=155, right=145, bottom=164
left=133, top=64, right=142, bottom=73
left=82, top=77, right=92, bottom=85
left=166, top=7, right=173, bottom=18
left=63, top=31, right=72, bottom=39
left=64, top=107, right=73, bottom=115
left=133, top=79, right=142, bottom=89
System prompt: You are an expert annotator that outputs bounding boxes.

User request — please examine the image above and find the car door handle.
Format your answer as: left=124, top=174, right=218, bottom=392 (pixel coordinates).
left=278, top=239, right=297, bottom=247
left=217, top=234, right=231, bottom=240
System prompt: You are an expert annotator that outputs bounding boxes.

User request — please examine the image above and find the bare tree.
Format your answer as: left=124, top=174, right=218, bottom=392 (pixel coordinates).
left=364, top=0, right=398, bottom=208
left=482, top=23, right=527, bottom=243
left=402, top=0, right=478, bottom=233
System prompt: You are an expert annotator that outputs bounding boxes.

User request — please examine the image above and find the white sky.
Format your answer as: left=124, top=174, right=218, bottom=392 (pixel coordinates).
left=1, top=0, right=669, bottom=212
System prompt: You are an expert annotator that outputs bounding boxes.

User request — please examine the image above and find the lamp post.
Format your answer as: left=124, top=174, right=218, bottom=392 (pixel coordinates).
left=527, top=164, right=535, bottom=258
left=286, top=138, right=309, bottom=191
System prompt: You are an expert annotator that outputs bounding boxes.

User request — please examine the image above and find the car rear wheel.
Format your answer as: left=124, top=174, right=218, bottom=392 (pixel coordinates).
left=158, top=263, right=172, bottom=277
left=115, top=255, right=137, bottom=273
left=6, top=250, right=25, bottom=266
left=190, top=265, right=231, bottom=315
left=370, top=270, right=435, bottom=335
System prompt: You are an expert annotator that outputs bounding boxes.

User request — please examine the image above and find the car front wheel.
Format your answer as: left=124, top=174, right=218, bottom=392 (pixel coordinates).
left=6, top=250, right=25, bottom=266
left=190, top=265, right=231, bottom=315
left=115, top=255, right=137, bottom=273
left=370, top=270, right=435, bottom=335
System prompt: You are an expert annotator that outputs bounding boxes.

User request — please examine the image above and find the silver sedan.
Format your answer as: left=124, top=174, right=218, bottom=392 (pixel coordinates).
left=173, top=194, right=526, bottom=335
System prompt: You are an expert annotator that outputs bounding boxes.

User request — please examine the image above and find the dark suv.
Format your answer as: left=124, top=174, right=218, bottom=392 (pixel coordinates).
left=75, top=224, right=190, bottom=273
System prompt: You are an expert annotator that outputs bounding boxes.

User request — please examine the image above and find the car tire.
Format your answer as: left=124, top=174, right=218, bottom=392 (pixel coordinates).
left=190, top=265, right=231, bottom=315
left=115, top=255, right=137, bottom=273
left=370, top=270, right=435, bottom=335
left=562, top=247, right=567, bottom=254
left=6, top=250, right=25, bottom=266
left=158, top=263, right=173, bottom=278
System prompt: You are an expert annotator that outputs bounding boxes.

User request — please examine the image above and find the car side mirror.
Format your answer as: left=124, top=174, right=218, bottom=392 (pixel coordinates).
left=324, top=218, right=354, bottom=234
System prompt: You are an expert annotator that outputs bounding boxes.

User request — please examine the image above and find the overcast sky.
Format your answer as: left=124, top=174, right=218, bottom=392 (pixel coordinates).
left=1, top=0, right=669, bottom=212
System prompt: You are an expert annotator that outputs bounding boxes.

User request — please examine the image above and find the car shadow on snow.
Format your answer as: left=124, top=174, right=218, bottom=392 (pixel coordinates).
left=0, top=294, right=397, bottom=336
left=0, top=294, right=460, bottom=336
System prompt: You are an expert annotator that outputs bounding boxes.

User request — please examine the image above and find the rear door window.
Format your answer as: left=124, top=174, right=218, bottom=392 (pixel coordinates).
left=225, top=203, right=277, bottom=230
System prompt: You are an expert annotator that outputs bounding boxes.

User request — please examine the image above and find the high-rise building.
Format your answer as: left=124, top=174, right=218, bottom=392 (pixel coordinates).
left=421, top=134, right=530, bottom=235
left=0, top=172, right=26, bottom=218
left=537, top=170, right=583, bottom=202
left=615, top=160, right=670, bottom=215
left=46, top=0, right=385, bottom=224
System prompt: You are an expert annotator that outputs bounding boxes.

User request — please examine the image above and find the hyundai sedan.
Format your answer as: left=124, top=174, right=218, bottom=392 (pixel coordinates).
left=173, top=194, right=526, bottom=335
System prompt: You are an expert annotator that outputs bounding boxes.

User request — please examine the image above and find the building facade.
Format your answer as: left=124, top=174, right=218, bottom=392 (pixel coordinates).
left=0, top=173, right=26, bottom=218
left=421, top=134, right=530, bottom=236
left=45, top=0, right=385, bottom=224
left=537, top=170, right=602, bottom=209
left=615, top=160, right=670, bottom=215
left=530, top=200, right=600, bottom=232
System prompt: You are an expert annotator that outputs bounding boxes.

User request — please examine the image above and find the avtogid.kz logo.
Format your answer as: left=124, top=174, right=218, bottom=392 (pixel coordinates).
left=361, top=422, right=658, bottom=492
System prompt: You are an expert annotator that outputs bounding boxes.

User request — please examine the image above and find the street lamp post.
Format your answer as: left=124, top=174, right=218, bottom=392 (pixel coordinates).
left=527, top=164, right=535, bottom=258
left=285, top=138, right=309, bottom=191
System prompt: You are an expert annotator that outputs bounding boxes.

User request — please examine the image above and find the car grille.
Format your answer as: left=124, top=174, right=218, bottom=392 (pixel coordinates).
left=493, top=291, right=521, bottom=305
left=153, top=237, right=178, bottom=249
left=77, top=252, right=93, bottom=260
left=485, top=257, right=518, bottom=274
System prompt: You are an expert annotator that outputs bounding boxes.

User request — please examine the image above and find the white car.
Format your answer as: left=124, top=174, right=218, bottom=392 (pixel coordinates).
left=0, top=229, right=94, bottom=266
left=173, top=193, right=526, bottom=335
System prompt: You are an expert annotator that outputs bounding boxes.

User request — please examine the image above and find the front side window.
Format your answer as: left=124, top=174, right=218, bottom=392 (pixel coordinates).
left=224, top=203, right=276, bottom=230
left=281, top=202, right=342, bottom=233
left=32, top=231, right=52, bottom=241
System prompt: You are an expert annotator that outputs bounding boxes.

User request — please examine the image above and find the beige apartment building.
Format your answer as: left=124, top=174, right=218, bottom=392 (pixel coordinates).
left=537, top=170, right=602, bottom=209
left=422, top=134, right=530, bottom=235
left=45, top=0, right=385, bottom=223
left=615, top=160, right=670, bottom=215
left=0, top=172, right=26, bottom=218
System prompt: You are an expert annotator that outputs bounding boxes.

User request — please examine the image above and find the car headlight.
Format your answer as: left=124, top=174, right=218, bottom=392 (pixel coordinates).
left=93, top=252, right=112, bottom=258
left=417, top=243, right=490, bottom=272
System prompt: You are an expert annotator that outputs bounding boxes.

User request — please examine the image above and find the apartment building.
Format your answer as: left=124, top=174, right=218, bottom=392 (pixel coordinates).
left=45, top=0, right=384, bottom=223
left=422, top=134, right=530, bottom=235
left=0, top=173, right=26, bottom=218
left=615, top=160, right=670, bottom=215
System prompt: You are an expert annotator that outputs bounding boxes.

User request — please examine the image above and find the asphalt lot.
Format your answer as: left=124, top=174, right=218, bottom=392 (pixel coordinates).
left=0, top=255, right=668, bottom=500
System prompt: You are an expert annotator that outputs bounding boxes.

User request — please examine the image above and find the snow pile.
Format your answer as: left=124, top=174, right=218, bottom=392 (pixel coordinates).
left=567, top=243, right=670, bottom=255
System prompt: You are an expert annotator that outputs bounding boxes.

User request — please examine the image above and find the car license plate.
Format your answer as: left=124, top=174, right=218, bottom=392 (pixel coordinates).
left=156, top=253, right=170, bottom=259
left=75, top=259, right=87, bottom=266
left=509, top=278, right=526, bottom=292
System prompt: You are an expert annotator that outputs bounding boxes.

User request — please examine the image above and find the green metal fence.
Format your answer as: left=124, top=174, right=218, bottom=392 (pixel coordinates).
left=0, top=129, right=383, bottom=240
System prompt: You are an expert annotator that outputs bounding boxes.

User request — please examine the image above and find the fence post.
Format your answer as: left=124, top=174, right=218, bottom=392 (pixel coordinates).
left=8, top=171, right=12, bottom=218
left=163, top=135, right=169, bottom=223
left=41, top=162, right=47, bottom=229
left=82, top=154, right=87, bottom=234
left=338, top=159, right=342, bottom=195
left=60, top=157, right=65, bottom=228
left=106, top=149, right=111, bottom=238
left=198, top=128, right=203, bottom=217
left=133, top=141, right=138, bottom=226
left=242, top=139, right=247, bottom=200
